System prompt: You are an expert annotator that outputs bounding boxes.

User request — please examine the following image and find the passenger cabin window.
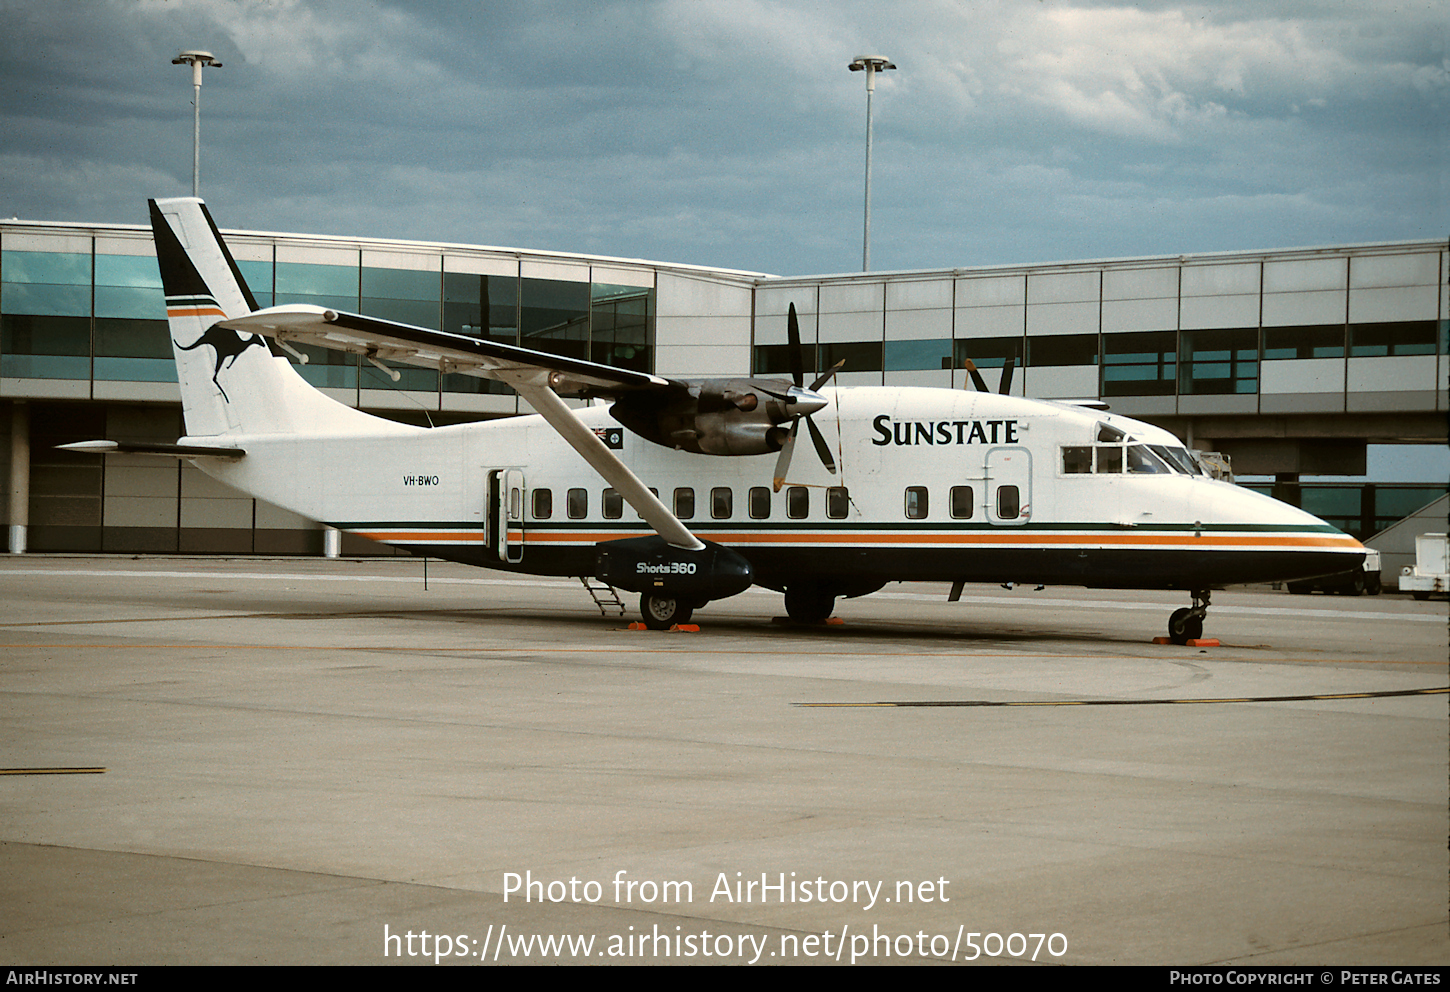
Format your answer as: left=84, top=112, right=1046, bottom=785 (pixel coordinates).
left=674, top=487, right=695, bottom=519
left=997, top=485, right=1020, bottom=520
left=602, top=488, right=623, bottom=519
left=711, top=487, right=733, bottom=519
left=905, top=486, right=929, bottom=519
left=531, top=488, right=552, bottom=520
left=826, top=486, right=850, bottom=520
left=567, top=488, right=587, bottom=519
left=748, top=486, right=771, bottom=519
left=787, top=486, right=809, bottom=519
left=950, top=485, right=974, bottom=519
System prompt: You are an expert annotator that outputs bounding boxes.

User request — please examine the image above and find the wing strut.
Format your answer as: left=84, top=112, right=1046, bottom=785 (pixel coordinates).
left=510, top=382, right=704, bottom=552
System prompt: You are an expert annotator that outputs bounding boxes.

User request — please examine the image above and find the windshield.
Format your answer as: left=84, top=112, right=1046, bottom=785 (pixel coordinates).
left=1148, top=444, right=1203, bottom=476
left=1127, top=444, right=1173, bottom=474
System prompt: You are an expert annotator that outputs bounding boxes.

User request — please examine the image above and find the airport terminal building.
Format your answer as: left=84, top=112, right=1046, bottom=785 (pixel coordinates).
left=1, top=215, right=1445, bottom=556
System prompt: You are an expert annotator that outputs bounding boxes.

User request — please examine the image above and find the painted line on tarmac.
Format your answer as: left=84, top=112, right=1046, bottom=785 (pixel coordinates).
left=876, top=590, right=1447, bottom=623
left=6, top=568, right=1443, bottom=623
left=0, top=767, right=106, bottom=775
left=0, top=567, right=575, bottom=589
left=796, top=686, right=1450, bottom=708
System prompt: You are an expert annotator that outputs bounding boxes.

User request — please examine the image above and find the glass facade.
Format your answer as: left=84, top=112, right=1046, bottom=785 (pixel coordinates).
left=1102, top=331, right=1176, bottom=396
left=0, top=218, right=1441, bottom=556
left=94, top=253, right=171, bottom=382
left=1179, top=328, right=1258, bottom=395
left=2, top=250, right=94, bottom=379
left=1244, top=484, right=1448, bottom=540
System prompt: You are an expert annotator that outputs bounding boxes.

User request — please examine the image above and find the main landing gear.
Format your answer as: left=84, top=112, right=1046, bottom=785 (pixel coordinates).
left=1167, top=590, right=1211, bottom=645
left=640, top=593, right=694, bottom=630
left=784, top=586, right=836, bottom=624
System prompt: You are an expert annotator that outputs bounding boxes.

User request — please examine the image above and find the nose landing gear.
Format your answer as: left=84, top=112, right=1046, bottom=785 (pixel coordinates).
left=1168, top=590, right=1211, bottom=645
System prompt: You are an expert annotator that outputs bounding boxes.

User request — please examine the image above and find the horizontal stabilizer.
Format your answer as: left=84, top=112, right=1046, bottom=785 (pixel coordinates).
left=57, top=440, right=245, bottom=459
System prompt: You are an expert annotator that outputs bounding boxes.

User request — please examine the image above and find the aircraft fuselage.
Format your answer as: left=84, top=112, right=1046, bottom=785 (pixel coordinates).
left=194, top=378, right=1361, bottom=597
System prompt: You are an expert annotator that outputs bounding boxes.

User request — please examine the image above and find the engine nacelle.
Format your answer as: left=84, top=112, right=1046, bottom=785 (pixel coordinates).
left=594, top=535, right=754, bottom=600
left=610, top=377, right=811, bottom=456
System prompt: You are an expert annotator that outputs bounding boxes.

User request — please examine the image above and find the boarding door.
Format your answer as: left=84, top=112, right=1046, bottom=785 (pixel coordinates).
left=487, top=469, right=526, bottom=563
left=985, top=447, right=1031, bottom=526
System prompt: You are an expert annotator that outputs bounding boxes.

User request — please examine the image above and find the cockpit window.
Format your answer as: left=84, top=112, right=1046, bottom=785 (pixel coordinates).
left=1127, top=444, right=1173, bottom=474
left=1150, top=444, right=1203, bottom=476
left=1096, top=423, right=1126, bottom=443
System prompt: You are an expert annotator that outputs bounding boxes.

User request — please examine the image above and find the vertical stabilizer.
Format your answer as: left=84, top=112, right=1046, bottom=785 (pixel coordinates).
left=150, top=198, right=401, bottom=439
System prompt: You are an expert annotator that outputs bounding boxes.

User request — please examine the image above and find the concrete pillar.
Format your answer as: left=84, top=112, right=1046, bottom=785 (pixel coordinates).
left=1271, top=473, right=1302, bottom=509
left=8, top=401, right=29, bottom=554
left=323, top=525, right=341, bottom=559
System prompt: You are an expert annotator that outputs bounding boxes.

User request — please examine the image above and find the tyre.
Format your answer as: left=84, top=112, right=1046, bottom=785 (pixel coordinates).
left=784, top=587, right=835, bottom=624
left=640, top=593, right=693, bottom=630
left=1168, top=607, right=1204, bottom=645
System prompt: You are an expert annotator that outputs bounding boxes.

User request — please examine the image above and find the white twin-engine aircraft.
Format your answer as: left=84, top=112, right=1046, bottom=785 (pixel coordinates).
left=72, top=198, right=1366, bottom=640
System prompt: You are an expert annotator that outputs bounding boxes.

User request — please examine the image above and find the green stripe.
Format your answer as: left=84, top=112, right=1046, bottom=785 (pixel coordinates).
left=333, top=519, right=1346, bottom=537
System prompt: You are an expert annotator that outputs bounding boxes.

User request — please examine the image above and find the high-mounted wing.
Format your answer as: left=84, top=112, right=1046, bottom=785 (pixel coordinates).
left=220, top=305, right=703, bottom=551
left=219, top=305, right=678, bottom=398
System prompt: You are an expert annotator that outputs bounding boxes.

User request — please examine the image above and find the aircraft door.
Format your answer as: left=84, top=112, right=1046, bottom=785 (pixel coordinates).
left=986, top=447, right=1031, bottom=526
left=487, top=469, right=526, bottom=563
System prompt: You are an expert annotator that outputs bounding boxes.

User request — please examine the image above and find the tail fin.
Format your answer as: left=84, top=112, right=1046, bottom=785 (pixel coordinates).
left=151, top=197, right=393, bottom=438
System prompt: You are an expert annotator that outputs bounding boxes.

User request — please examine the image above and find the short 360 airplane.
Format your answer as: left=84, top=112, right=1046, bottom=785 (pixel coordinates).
left=67, top=198, right=1366, bottom=641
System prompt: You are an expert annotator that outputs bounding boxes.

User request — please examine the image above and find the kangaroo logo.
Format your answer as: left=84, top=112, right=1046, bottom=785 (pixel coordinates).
left=176, top=326, right=268, bottom=402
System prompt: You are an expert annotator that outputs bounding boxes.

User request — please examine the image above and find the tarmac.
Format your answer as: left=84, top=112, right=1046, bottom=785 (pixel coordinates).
left=1, top=555, right=1446, bottom=966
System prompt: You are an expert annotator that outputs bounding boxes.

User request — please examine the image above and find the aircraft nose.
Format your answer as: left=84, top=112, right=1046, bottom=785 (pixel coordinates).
left=785, top=385, right=828, bottom=417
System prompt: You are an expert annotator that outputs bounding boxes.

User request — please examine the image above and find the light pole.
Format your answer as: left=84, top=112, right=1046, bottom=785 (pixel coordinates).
left=848, top=55, right=894, bottom=272
left=172, top=50, right=222, bottom=198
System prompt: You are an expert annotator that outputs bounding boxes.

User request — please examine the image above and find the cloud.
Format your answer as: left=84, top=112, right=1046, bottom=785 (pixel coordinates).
left=0, top=0, right=1441, bottom=273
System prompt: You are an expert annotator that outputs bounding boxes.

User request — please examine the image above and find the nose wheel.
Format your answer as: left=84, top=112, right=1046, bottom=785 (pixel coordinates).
left=1168, top=590, right=1211, bottom=645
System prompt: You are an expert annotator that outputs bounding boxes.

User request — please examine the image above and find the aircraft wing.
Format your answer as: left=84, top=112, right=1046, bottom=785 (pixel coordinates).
left=219, top=305, right=679, bottom=398
left=218, top=305, right=704, bottom=551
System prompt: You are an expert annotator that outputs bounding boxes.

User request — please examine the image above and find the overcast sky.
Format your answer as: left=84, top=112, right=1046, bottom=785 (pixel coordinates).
left=0, top=0, right=1445, bottom=276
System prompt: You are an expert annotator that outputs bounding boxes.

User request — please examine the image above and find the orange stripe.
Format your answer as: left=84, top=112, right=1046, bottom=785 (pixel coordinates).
left=167, top=306, right=227, bottom=318
left=519, top=530, right=1360, bottom=548
left=353, top=528, right=1360, bottom=551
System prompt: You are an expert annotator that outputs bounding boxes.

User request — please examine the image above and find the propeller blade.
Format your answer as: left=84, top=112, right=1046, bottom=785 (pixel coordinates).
left=809, top=358, right=845, bottom=392
left=787, top=303, right=804, bottom=388
left=772, top=420, right=799, bottom=492
left=962, top=357, right=989, bottom=393
left=805, top=413, right=837, bottom=475
left=998, top=354, right=1015, bottom=395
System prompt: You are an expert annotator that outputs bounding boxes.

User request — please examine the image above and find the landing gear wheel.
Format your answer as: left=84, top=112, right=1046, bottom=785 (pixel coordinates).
left=640, top=593, right=693, bottom=630
left=1168, top=608, right=1203, bottom=645
left=1167, top=589, right=1211, bottom=645
left=784, top=587, right=835, bottom=624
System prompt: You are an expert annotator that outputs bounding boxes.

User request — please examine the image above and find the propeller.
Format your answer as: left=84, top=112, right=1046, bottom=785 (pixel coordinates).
left=959, top=348, right=1017, bottom=395
left=771, top=303, right=844, bottom=491
left=998, top=353, right=1015, bottom=395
